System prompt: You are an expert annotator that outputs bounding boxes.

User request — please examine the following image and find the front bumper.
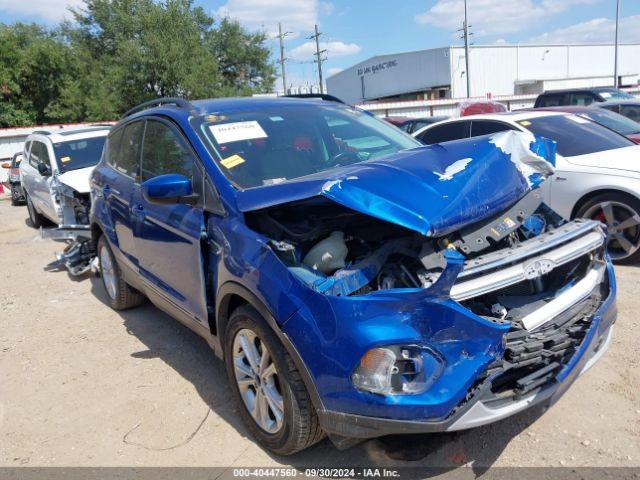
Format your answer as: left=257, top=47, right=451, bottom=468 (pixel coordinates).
left=317, top=278, right=616, bottom=439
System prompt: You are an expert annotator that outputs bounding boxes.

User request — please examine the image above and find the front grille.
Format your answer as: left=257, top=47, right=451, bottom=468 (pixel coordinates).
left=489, top=293, right=603, bottom=400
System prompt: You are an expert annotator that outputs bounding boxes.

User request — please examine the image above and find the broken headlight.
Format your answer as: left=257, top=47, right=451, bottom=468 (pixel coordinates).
left=351, top=346, right=444, bottom=395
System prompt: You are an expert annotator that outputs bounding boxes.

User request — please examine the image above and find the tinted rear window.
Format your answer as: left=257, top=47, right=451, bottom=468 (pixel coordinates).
left=537, top=94, right=565, bottom=107
left=416, top=122, right=471, bottom=145
left=521, top=115, right=634, bottom=157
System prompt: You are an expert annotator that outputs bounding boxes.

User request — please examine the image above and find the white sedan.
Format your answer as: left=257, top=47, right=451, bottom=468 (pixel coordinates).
left=413, top=111, right=640, bottom=263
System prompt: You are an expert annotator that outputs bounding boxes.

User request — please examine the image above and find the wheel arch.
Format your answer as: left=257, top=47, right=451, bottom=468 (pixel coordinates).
left=215, top=281, right=325, bottom=413
left=570, top=188, right=640, bottom=219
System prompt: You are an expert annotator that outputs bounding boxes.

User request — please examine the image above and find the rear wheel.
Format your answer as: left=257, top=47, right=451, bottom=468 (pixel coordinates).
left=97, top=235, right=145, bottom=310
left=576, top=192, right=640, bottom=264
left=25, top=193, right=44, bottom=228
left=224, top=305, right=324, bottom=455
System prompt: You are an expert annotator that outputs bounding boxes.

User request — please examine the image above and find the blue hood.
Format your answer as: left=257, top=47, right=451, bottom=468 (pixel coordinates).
left=236, top=131, right=556, bottom=237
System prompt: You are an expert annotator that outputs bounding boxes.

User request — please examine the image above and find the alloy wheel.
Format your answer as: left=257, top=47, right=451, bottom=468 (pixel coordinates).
left=232, top=328, right=284, bottom=434
left=584, top=200, right=640, bottom=261
left=99, top=246, right=118, bottom=300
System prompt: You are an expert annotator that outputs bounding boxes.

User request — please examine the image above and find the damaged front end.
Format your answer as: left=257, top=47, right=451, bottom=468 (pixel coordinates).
left=43, top=174, right=94, bottom=276
left=238, top=131, right=616, bottom=435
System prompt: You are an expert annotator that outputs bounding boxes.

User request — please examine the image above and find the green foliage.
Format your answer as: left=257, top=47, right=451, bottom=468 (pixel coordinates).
left=0, top=0, right=275, bottom=127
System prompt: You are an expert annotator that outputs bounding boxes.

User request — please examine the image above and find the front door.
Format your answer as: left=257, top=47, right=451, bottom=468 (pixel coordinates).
left=132, top=118, right=209, bottom=324
left=27, top=140, right=57, bottom=222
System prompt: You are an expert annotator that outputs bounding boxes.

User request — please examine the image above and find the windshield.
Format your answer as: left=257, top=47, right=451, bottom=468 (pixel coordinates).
left=53, top=136, right=107, bottom=173
left=581, top=109, right=640, bottom=136
left=520, top=115, right=634, bottom=157
left=195, top=103, right=420, bottom=189
left=598, top=89, right=634, bottom=101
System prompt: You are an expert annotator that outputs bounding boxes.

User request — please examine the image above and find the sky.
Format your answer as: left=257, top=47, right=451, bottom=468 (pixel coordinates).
left=1, top=0, right=639, bottom=92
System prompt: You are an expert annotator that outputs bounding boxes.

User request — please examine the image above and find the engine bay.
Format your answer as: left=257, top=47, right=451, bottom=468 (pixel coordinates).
left=246, top=190, right=607, bottom=327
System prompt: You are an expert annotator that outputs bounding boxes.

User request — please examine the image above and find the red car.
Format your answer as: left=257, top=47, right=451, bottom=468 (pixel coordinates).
left=530, top=105, right=640, bottom=144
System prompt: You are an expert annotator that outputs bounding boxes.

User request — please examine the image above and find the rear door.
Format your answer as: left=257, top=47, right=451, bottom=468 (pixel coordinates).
left=102, top=121, right=144, bottom=266
left=132, top=118, right=209, bottom=324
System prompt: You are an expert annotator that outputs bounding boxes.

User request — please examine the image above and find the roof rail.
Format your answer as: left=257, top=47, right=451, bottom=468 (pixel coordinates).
left=121, top=97, right=195, bottom=119
left=284, top=93, right=346, bottom=104
left=31, top=130, right=52, bottom=135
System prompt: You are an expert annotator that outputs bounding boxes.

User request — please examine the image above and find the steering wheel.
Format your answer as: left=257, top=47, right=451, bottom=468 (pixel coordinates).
left=330, top=150, right=361, bottom=167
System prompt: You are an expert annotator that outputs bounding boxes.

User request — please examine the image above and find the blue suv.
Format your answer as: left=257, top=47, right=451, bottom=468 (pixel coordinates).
left=90, top=97, right=616, bottom=454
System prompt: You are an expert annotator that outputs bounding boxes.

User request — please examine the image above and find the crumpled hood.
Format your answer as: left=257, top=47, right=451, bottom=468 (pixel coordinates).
left=236, top=131, right=556, bottom=237
left=56, top=166, right=95, bottom=194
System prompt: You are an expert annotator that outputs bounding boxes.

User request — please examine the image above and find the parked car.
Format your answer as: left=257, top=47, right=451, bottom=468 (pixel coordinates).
left=90, top=96, right=615, bottom=454
left=384, top=116, right=449, bottom=134
left=414, top=111, right=640, bottom=263
left=527, top=106, right=640, bottom=144
left=3, top=152, right=26, bottom=205
left=534, top=87, right=635, bottom=108
left=458, top=99, right=507, bottom=116
left=20, top=125, right=110, bottom=229
left=597, top=99, right=640, bottom=123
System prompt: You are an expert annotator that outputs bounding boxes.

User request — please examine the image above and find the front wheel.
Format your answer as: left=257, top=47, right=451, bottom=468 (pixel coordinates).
left=224, top=305, right=324, bottom=455
left=577, top=192, right=640, bottom=264
left=25, top=193, right=44, bottom=228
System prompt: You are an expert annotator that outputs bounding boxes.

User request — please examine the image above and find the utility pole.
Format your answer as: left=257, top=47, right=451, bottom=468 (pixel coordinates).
left=277, top=23, right=292, bottom=94
left=463, top=0, right=472, bottom=97
left=309, top=24, right=327, bottom=94
left=614, top=0, right=620, bottom=87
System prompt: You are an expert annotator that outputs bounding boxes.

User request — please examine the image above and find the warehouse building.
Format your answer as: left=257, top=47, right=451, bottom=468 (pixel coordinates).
left=326, top=44, right=640, bottom=105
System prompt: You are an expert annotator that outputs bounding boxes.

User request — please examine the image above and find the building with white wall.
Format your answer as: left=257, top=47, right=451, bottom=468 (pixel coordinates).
left=327, top=44, right=640, bottom=105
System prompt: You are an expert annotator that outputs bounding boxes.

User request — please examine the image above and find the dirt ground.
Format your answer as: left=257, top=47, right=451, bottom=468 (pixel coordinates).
left=1, top=191, right=639, bottom=471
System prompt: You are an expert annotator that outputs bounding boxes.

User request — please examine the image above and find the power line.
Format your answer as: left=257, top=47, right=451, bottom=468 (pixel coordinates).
left=308, top=24, right=327, bottom=94
left=277, top=23, right=292, bottom=94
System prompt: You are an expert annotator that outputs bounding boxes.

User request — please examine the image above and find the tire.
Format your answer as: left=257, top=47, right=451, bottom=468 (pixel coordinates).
left=576, top=192, right=640, bottom=264
left=97, top=235, right=145, bottom=310
left=224, top=305, right=324, bottom=455
left=10, top=185, right=22, bottom=206
left=25, top=193, right=44, bottom=228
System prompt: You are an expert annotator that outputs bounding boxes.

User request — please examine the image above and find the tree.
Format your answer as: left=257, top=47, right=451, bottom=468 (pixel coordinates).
left=0, top=0, right=276, bottom=127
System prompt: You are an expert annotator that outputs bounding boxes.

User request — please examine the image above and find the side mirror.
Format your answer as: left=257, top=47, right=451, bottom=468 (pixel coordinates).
left=1, top=162, right=10, bottom=169
left=37, top=163, right=51, bottom=176
left=141, top=174, right=198, bottom=205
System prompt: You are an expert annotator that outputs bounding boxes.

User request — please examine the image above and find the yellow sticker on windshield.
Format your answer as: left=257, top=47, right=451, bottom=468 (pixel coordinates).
left=60, top=156, right=71, bottom=163
left=221, top=154, right=245, bottom=169
left=519, top=121, right=531, bottom=126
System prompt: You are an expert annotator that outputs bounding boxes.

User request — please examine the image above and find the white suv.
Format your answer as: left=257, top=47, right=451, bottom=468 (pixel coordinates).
left=20, top=125, right=110, bottom=228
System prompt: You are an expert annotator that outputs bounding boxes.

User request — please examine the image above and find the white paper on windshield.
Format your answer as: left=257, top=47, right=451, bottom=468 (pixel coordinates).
left=600, top=92, right=612, bottom=98
left=209, top=121, right=267, bottom=144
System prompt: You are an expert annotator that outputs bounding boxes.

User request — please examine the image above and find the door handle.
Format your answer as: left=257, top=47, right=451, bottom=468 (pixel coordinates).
left=555, top=176, right=567, bottom=181
left=131, top=204, right=145, bottom=218
left=103, top=184, right=121, bottom=196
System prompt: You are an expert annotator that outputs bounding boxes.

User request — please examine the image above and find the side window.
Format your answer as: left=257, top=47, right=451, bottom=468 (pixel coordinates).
left=416, top=122, right=471, bottom=145
left=471, top=120, right=515, bottom=137
left=620, top=105, right=640, bottom=123
left=569, top=92, right=596, bottom=106
left=29, top=141, right=51, bottom=170
left=600, top=104, right=620, bottom=114
left=537, top=94, right=564, bottom=107
left=105, top=128, right=124, bottom=169
left=141, top=120, right=194, bottom=182
left=23, top=141, right=32, bottom=159
left=115, top=121, right=144, bottom=180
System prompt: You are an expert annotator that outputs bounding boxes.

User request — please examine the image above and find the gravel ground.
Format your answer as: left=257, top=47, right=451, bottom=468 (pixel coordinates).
left=1, top=191, right=639, bottom=471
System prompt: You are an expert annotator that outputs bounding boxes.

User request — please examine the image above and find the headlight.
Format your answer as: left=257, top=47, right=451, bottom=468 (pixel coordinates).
left=351, top=346, right=444, bottom=395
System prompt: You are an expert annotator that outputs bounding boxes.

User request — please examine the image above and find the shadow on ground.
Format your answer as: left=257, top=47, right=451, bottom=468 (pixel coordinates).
left=89, top=277, right=545, bottom=475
